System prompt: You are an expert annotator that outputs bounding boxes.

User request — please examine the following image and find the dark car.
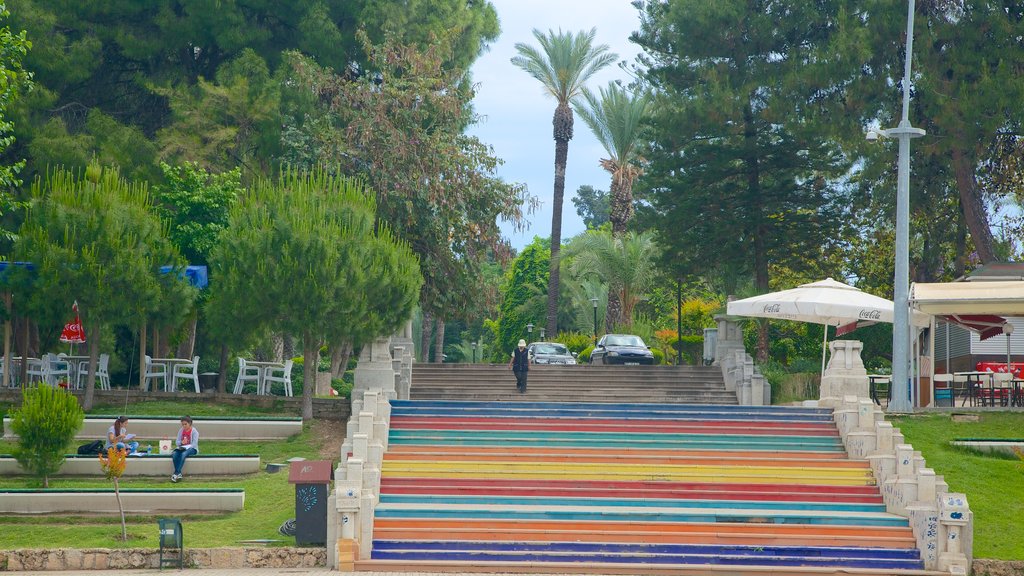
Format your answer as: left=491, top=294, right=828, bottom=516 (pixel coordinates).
left=527, top=342, right=577, bottom=365
left=590, top=334, right=655, bottom=365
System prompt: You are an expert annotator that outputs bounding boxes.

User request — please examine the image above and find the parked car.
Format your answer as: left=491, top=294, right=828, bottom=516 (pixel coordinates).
left=527, top=342, right=577, bottom=365
left=590, top=334, right=655, bottom=365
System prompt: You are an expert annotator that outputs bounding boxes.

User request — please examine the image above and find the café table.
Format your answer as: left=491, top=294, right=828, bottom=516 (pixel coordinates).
left=867, top=374, right=891, bottom=406
left=954, top=371, right=994, bottom=407
left=59, top=355, right=91, bottom=388
left=243, top=360, right=287, bottom=395
left=149, top=357, right=197, bottom=392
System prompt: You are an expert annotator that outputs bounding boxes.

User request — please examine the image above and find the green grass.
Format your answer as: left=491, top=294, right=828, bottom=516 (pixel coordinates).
left=86, top=398, right=300, bottom=418
left=0, top=425, right=330, bottom=549
left=892, top=412, right=1024, bottom=560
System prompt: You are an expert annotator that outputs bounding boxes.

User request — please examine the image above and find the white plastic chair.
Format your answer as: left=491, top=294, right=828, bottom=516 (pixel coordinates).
left=233, top=357, right=261, bottom=394
left=144, top=355, right=168, bottom=391
left=171, top=356, right=201, bottom=393
left=262, top=359, right=294, bottom=396
left=77, top=354, right=111, bottom=390
left=0, top=358, right=16, bottom=388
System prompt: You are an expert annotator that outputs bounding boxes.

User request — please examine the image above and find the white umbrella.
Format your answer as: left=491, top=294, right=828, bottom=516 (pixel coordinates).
left=727, top=278, right=929, bottom=373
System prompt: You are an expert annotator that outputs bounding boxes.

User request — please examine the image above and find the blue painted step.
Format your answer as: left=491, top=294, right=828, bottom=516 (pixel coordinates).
left=390, top=401, right=834, bottom=422
left=378, top=494, right=887, bottom=513
left=372, top=539, right=922, bottom=561
left=391, top=399, right=833, bottom=416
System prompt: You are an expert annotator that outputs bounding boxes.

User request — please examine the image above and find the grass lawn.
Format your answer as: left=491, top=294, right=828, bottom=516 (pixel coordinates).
left=892, top=411, right=1024, bottom=560
left=0, top=421, right=341, bottom=549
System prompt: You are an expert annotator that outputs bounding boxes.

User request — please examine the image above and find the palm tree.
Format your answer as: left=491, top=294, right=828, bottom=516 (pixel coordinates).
left=575, top=82, right=651, bottom=237
left=512, top=28, right=616, bottom=338
left=567, top=230, right=658, bottom=330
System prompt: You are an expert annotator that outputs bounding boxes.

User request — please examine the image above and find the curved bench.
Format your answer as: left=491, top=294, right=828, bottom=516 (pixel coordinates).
left=950, top=437, right=1024, bottom=456
left=0, top=454, right=261, bottom=476
left=3, top=416, right=302, bottom=440
left=0, top=488, right=244, bottom=513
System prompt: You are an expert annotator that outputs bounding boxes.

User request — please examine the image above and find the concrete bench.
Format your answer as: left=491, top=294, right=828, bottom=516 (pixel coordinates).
left=0, top=454, right=260, bottom=476
left=0, top=488, right=244, bottom=514
left=2, top=416, right=302, bottom=441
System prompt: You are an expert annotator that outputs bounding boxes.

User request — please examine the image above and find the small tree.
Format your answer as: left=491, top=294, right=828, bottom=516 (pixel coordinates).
left=99, top=446, right=128, bottom=540
left=11, top=385, right=84, bottom=487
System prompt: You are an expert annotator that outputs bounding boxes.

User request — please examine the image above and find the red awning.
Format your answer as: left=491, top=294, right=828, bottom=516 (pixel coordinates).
left=941, top=314, right=1007, bottom=341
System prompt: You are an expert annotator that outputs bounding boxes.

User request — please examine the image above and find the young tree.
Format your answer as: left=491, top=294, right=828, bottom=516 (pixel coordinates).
left=571, top=185, right=610, bottom=230
left=511, top=28, right=616, bottom=338
left=98, top=446, right=128, bottom=541
left=208, top=170, right=421, bottom=419
left=566, top=230, right=659, bottom=330
left=15, top=166, right=191, bottom=409
left=11, top=385, right=84, bottom=487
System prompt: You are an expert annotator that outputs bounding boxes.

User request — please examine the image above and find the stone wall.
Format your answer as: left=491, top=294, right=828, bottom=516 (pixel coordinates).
left=0, top=547, right=325, bottom=571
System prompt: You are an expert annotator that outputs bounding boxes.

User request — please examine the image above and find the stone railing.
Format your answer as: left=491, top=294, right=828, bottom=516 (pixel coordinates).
left=0, top=547, right=325, bottom=571
left=327, top=334, right=407, bottom=570
left=720, top=349, right=768, bottom=406
left=834, top=395, right=972, bottom=575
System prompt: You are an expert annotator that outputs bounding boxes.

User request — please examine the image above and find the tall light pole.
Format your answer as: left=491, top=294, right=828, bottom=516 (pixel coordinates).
left=471, top=341, right=477, bottom=364
left=590, top=298, right=599, bottom=342
left=526, top=323, right=533, bottom=341
left=867, top=0, right=925, bottom=412
left=539, top=327, right=546, bottom=340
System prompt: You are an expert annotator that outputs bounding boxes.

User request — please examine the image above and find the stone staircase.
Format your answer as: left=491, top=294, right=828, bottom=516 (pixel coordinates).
left=353, top=400, right=942, bottom=575
left=411, top=364, right=737, bottom=404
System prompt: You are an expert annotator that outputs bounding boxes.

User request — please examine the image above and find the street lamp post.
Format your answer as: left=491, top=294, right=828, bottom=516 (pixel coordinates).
left=471, top=341, right=477, bottom=364
left=526, top=323, right=533, bottom=341
left=590, top=298, right=599, bottom=342
left=867, top=0, right=925, bottom=412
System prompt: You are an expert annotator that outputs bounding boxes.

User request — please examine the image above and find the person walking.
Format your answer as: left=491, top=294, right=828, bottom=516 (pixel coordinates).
left=170, top=415, right=199, bottom=483
left=508, top=339, right=530, bottom=394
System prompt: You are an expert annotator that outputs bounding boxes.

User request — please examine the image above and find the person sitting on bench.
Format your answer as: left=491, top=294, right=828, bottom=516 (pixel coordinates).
left=105, top=416, right=139, bottom=454
left=170, top=415, right=199, bottom=483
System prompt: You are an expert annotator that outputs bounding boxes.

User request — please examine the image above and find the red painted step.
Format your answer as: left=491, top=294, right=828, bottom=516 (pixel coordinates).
left=390, top=415, right=840, bottom=436
left=386, top=444, right=850, bottom=460
left=383, top=450, right=868, bottom=469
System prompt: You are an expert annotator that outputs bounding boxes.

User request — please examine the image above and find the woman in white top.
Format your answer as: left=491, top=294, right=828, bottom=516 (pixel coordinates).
left=105, top=416, right=139, bottom=454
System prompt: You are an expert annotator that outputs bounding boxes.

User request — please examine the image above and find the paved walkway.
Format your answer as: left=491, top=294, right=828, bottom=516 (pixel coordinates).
left=12, top=571, right=571, bottom=576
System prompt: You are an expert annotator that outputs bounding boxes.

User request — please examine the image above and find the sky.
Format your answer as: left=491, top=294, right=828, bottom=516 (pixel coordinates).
left=467, top=0, right=644, bottom=251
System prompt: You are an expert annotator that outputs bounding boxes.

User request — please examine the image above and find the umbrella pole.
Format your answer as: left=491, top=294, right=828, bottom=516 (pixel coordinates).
left=821, top=324, right=828, bottom=375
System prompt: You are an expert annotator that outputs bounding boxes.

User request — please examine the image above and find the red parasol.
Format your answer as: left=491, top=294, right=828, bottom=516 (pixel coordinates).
left=60, top=301, right=86, bottom=344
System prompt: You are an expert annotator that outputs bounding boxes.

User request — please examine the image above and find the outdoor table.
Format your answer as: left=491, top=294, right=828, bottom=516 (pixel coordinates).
left=59, top=355, right=90, bottom=388
left=243, top=360, right=286, bottom=395
left=868, top=375, right=891, bottom=406
left=150, top=358, right=195, bottom=391
left=954, top=371, right=994, bottom=407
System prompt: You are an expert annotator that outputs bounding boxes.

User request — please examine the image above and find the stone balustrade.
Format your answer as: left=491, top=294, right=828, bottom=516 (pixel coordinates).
left=833, top=395, right=972, bottom=573
left=720, top=349, right=768, bottom=406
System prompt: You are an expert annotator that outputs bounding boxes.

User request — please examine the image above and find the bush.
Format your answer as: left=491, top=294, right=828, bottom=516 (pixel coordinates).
left=651, top=348, right=666, bottom=365
left=677, top=335, right=704, bottom=364
left=555, top=331, right=594, bottom=355
left=11, top=385, right=84, bottom=487
left=579, top=345, right=595, bottom=364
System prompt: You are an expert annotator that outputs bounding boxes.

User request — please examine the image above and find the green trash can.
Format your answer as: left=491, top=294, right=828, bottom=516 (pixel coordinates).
left=158, top=518, right=183, bottom=569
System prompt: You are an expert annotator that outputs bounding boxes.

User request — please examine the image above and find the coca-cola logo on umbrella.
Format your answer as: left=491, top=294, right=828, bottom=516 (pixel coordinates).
left=859, top=309, right=882, bottom=320
left=60, top=301, right=86, bottom=344
left=762, top=304, right=782, bottom=313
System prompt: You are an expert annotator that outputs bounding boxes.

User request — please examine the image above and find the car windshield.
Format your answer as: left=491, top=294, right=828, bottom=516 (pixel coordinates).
left=606, top=335, right=645, bottom=347
left=534, top=343, right=569, bottom=355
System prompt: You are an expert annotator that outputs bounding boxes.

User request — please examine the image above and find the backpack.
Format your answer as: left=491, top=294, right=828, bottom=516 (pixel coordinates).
left=76, top=440, right=104, bottom=455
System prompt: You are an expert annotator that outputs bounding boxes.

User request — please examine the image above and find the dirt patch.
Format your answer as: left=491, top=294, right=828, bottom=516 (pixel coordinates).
left=312, top=418, right=346, bottom=462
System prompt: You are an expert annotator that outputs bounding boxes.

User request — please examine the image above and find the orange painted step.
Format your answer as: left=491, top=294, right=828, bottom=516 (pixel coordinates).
left=386, top=444, right=850, bottom=460
left=383, top=451, right=869, bottom=468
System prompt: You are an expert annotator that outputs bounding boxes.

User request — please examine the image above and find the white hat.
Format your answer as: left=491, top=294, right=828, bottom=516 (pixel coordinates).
left=518, top=339, right=526, bottom=347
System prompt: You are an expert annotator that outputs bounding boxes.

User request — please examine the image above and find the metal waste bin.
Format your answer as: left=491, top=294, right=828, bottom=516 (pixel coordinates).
left=287, top=460, right=332, bottom=545
left=158, top=517, right=183, bottom=569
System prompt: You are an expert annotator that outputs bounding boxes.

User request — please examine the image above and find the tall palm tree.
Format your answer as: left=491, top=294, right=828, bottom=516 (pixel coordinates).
left=512, top=28, right=616, bottom=338
left=575, top=82, right=651, bottom=237
left=567, top=230, right=659, bottom=330
left=576, top=82, right=651, bottom=327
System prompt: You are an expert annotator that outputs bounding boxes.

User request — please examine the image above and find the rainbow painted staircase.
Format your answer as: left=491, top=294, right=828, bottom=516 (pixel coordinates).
left=354, top=400, right=942, bottom=575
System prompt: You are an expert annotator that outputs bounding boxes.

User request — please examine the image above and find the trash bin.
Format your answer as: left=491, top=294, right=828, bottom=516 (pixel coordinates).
left=198, top=372, right=218, bottom=393
left=287, top=460, right=332, bottom=545
left=158, top=517, right=183, bottom=569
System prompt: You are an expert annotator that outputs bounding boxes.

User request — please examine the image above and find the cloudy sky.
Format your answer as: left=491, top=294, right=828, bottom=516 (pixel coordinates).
left=467, top=0, right=644, bottom=251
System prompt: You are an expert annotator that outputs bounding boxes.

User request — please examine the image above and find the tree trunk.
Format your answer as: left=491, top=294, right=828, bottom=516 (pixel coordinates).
left=420, top=310, right=434, bottom=363
left=951, top=146, right=996, bottom=263
left=743, top=103, right=770, bottom=363
left=433, top=318, right=445, bottom=363
left=301, top=331, right=318, bottom=420
left=152, top=326, right=161, bottom=362
left=283, top=334, right=294, bottom=362
left=605, top=292, right=622, bottom=332
left=114, top=477, right=127, bottom=541
left=271, top=333, right=284, bottom=362
left=2, top=293, right=10, bottom=389
left=330, top=341, right=353, bottom=379
left=217, top=343, right=229, bottom=394
left=609, top=173, right=634, bottom=237
left=18, top=315, right=28, bottom=384
left=82, top=323, right=101, bottom=411
left=175, top=312, right=198, bottom=359
left=547, top=103, right=574, bottom=338
left=139, top=321, right=147, bottom=391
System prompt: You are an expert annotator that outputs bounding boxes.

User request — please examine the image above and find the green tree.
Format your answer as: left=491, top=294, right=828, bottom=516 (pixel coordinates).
left=11, top=384, right=83, bottom=487
left=493, top=238, right=550, bottom=362
left=633, top=0, right=850, bottom=359
left=566, top=230, right=659, bottom=330
left=153, top=162, right=242, bottom=266
left=15, top=166, right=191, bottom=409
left=0, top=1, right=31, bottom=233
left=571, top=185, right=609, bottom=229
left=511, top=28, right=616, bottom=339
left=283, top=35, right=529, bottom=358
left=208, top=170, right=420, bottom=419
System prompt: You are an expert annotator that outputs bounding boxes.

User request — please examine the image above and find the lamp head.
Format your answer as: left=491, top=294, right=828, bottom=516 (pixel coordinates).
left=866, top=130, right=880, bottom=141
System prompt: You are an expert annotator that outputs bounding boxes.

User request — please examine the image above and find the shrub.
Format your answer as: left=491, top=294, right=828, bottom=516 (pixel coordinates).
left=677, top=335, right=704, bottom=364
left=579, top=345, right=595, bottom=364
left=651, top=348, right=666, bottom=365
left=11, top=385, right=84, bottom=487
left=555, top=331, right=593, bottom=355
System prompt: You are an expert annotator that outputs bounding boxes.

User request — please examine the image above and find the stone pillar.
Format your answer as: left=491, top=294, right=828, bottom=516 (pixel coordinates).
left=713, top=315, right=745, bottom=366
left=330, top=478, right=361, bottom=570
left=834, top=396, right=860, bottom=437
left=937, top=493, right=972, bottom=575
left=819, top=340, right=869, bottom=407
left=867, top=421, right=897, bottom=483
left=353, top=336, right=395, bottom=401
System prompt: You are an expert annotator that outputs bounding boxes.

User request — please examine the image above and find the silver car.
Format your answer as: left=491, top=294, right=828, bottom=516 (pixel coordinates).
left=527, top=342, right=577, bottom=365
